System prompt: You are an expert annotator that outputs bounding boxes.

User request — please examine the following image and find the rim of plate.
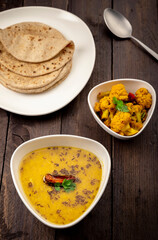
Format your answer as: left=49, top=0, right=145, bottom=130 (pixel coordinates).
left=0, top=6, right=96, bottom=116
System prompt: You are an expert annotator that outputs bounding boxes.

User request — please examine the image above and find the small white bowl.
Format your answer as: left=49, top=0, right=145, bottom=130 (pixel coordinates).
left=88, top=78, right=156, bottom=140
left=10, top=134, right=111, bottom=228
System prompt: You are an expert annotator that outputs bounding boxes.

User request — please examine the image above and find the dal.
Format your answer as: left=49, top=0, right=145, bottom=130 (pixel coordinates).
left=19, top=146, right=102, bottom=225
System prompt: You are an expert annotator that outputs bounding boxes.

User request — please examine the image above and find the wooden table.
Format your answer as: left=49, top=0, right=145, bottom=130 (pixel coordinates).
left=0, top=1, right=157, bottom=239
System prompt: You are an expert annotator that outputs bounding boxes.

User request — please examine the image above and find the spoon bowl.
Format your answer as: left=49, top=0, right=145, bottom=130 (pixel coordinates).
left=103, top=8, right=158, bottom=60
left=103, top=8, right=132, bottom=38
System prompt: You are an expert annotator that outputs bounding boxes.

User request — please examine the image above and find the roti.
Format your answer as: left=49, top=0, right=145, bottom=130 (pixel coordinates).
left=0, top=41, right=74, bottom=76
left=0, top=61, right=72, bottom=93
left=0, top=22, right=71, bottom=62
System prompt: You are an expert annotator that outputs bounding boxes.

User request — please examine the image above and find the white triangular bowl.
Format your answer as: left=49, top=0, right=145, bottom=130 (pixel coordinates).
left=88, top=78, right=156, bottom=140
left=10, top=134, right=111, bottom=228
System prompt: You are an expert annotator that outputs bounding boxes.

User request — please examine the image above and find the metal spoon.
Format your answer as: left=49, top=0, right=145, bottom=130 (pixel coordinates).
left=103, top=8, right=158, bottom=60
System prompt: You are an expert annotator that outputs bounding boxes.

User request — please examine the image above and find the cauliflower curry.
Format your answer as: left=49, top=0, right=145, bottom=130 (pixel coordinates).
left=94, top=84, right=152, bottom=136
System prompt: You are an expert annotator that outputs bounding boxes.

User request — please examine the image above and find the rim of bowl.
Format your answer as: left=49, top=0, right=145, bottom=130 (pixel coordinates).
left=88, top=78, right=156, bottom=139
left=10, top=134, right=111, bottom=228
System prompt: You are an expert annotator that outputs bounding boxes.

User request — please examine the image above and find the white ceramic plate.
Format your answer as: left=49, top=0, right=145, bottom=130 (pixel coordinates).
left=88, top=79, right=156, bottom=140
left=10, top=134, right=111, bottom=228
left=0, top=7, right=96, bottom=116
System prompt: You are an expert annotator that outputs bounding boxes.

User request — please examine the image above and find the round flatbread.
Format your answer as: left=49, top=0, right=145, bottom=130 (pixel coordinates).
left=0, top=62, right=63, bottom=89
left=0, top=61, right=72, bottom=93
left=0, top=41, right=74, bottom=76
left=0, top=22, right=71, bottom=62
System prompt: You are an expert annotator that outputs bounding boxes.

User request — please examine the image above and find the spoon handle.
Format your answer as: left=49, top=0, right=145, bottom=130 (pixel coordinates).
left=131, top=36, right=158, bottom=60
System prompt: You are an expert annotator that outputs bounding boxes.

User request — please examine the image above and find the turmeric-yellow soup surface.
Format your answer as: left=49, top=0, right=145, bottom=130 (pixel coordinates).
left=19, top=146, right=102, bottom=225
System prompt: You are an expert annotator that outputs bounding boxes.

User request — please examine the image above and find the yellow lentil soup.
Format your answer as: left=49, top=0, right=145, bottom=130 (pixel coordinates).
left=19, top=146, right=102, bottom=225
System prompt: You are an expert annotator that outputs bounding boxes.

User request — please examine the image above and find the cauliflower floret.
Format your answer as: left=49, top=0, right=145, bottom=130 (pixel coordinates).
left=99, top=96, right=111, bottom=110
left=97, top=91, right=110, bottom=99
left=94, top=95, right=116, bottom=121
left=110, top=112, right=131, bottom=134
left=126, top=103, right=144, bottom=123
left=109, top=84, right=128, bottom=102
left=94, top=102, right=100, bottom=112
left=104, top=118, right=111, bottom=127
left=126, top=102, right=134, bottom=113
left=135, top=88, right=152, bottom=109
left=131, top=105, right=143, bottom=122
left=132, top=105, right=143, bottom=112
left=130, top=121, right=143, bottom=131
left=101, top=109, right=109, bottom=120
left=124, top=128, right=139, bottom=136
left=99, top=96, right=115, bottom=110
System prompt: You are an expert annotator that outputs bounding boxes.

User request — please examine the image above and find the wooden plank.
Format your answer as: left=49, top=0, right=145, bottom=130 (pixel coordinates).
left=0, top=0, right=112, bottom=239
left=24, top=0, right=68, bottom=8
left=24, top=0, right=52, bottom=7
left=0, top=0, right=23, bottom=11
left=56, top=0, right=112, bottom=240
left=0, top=112, right=62, bottom=239
left=0, top=1, right=68, bottom=239
left=1, top=1, right=157, bottom=240
left=0, top=1, right=24, bottom=190
left=112, top=0, right=158, bottom=240
left=0, top=110, right=8, bottom=189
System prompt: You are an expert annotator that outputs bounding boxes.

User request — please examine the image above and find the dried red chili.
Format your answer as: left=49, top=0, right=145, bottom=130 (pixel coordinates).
left=128, top=92, right=136, bottom=102
left=44, top=174, right=75, bottom=184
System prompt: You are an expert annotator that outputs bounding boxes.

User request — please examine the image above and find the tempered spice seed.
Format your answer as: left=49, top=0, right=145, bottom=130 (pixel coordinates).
left=19, top=146, right=102, bottom=224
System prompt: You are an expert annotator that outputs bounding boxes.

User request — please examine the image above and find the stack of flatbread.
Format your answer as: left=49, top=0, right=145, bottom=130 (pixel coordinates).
left=0, top=22, right=74, bottom=93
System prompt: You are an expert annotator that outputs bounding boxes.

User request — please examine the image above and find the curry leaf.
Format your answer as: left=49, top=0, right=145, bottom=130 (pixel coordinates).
left=141, top=112, right=146, bottom=119
left=54, top=179, right=76, bottom=192
left=62, top=179, right=76, bottom=192
left=113, top=97, right=129, bottom=112
left=54, top=182, right=61, bottom=191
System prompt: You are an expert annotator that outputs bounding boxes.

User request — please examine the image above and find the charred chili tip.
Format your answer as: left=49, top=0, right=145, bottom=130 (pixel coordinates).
left=128, top=92, right=136, bottom=101
left=44, top=174, right=76, bottom=184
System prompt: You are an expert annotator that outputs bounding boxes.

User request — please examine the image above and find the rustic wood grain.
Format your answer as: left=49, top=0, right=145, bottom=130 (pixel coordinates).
left=56, top=0, right=112, bottom=239
left=0, top=1, right=68, bottom=240
left=0, top=0, right=157, bottom=240
left=0, top=110, right=9, bottom=189
left=24, top=0, right=68, bottom=9
left=112, top=0, right=158, bottom=240
left=0, top=111, right=62, bottom=239
left=0, top=0, right=23, bottom=11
